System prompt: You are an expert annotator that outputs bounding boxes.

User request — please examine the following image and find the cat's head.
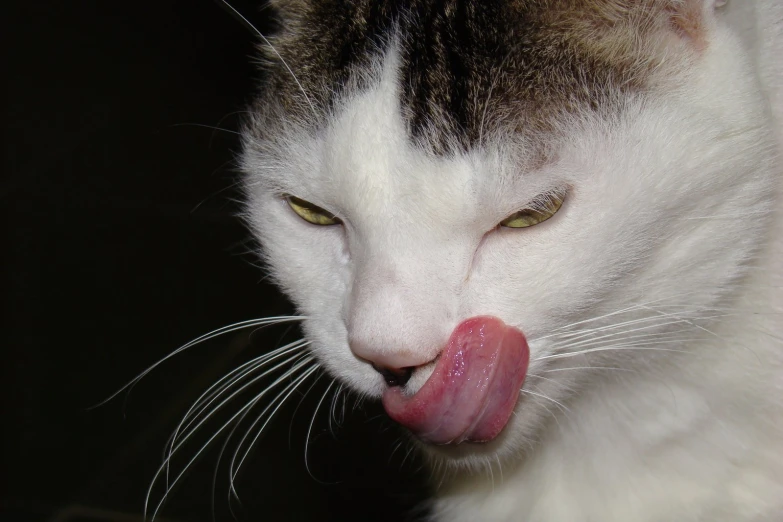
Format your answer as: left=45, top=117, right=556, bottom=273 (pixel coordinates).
left=241, top=0, right=776, bottom=468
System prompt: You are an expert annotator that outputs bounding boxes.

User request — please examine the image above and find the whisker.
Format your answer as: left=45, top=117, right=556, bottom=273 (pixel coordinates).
left=642, top=305, right=764, bottom=364
left=170, top=340, right=307, bottom=444
left=214, top=0, right=316, bottom=116
left=168, top=122, right=241, bottom=135
left=527, top=374, right=563, bottom=386
left=548, top=333, right=701, bottom=358
left=228, top=366, right=322, bottom=499
left=683, top=209, right=774, bottom=220
left=544, top=314, right=706, bottom=346
left=167, top=347, right=310, bottom=464
left=339, top=385, right=349, bottom=426
left=399, top=443, right=417, bottom=470
left=640, top=305, right=732, bottom=341
left=537, top=342, right=690, bottom=362
left=541, top=366, right=638, bottom=373
left=218, top=361, right=319, bottom=515
left=93, top=316, right=305, bottom=408
left=486, top=457, right=495, bottom=493
left=532, top=290, right=718, bottom=341
left=388, top=439, right=405, bottom=465
left=328, top=383, right=345, bottom=438
left=531, top=399, right=562, bottom=430
left=154, top=354, right=312, bottom=509
left=287, top=368, right=328, bottom=450
left=164, top=343, right=310, bottom=486
left=520, top=389, right=571, bottom=415
left=190, top=174, right=249, bottom=215
left=532, top=303, right=649, bottom=341
left=304, top=380, right=337, bottom=484
left=548, top=324, right=699, bottom=351
left=218, top=363, right=320, bottom=512
left=147, top=356, right=317, bottom=521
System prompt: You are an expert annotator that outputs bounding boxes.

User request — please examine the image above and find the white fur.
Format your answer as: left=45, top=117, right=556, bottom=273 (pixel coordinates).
left=242, top=1, right=783, bottom=520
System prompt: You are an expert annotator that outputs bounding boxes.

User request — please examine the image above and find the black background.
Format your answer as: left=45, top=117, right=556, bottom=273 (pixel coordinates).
left=5, top=2, right=429, bottom=520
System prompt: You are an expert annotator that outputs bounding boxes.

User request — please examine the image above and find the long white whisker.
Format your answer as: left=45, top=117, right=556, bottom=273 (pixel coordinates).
left=168, top=341, right=306, bottom=439
left=94, top=316, right=305, bottom=408
left=550, top=321, right=690, bottom=349
left=520, top=389, right=571, bottom=414
left=527, top=374, right=563, bottom=386
left=538, top=342, right=690, bottom=362
left=642, top=305, right=764, bottom=364
left=223, top=364, right=321, bottom=507
left=169, top=122, right=241, bottom=135
left=164, top=343, right=310, bottom=487
left=167, top=349, right=311, bottom=466
left=304, top=380, right=337, bottom=483
left=532, top=290, right=715, bottom=341
left=549, top=328, right=699, bottom=353
left=152, top=353, right=312, bottom=513
left=389, top=439, right=406, bottom=465
left=532, top=303, right=649, bottom=340
left=640, top=305, right=729, bottom=341
left=532, top=399, right=562, bottom=430
left=541, top=366, right=637, bottom=373
left=546, top=313, right=715, bottom=350
left=544, top=314, right=701, bottom=346
left=328, top=383, right=345, bottom=437
left=215, top=0, right=316, bottom=116
left=683, top=209, right=774, bottom=220
left=400, top=443, right=417, bottom=470
left=146, top=356, right=316, bottom=521
left=286, top=366, right=330, bottom=449
left=213, top=358, right=316, bottom=518
left=170, top=340, right=308, bottom=448
left=228, top=366, right=322, bottom=499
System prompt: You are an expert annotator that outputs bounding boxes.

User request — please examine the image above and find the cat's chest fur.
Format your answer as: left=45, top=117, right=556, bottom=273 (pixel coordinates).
left=240, top=0, right=783, bottom=520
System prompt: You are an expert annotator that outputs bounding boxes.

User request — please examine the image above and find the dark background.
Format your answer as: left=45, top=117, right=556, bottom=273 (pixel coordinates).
left=4, top=2, right=429, bottom=520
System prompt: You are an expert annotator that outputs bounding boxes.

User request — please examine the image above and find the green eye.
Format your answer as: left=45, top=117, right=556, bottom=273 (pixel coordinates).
left=286, top=195, right=341, bottom=226
left=499, top=192, right=565, bottom=228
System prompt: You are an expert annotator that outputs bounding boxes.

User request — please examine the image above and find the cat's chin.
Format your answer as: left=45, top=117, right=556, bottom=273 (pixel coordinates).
left=408, top=415, right=525, bottom=470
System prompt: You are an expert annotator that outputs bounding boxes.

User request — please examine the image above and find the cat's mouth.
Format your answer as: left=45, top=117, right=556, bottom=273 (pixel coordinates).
left=381, top=316, right=529, bottom=445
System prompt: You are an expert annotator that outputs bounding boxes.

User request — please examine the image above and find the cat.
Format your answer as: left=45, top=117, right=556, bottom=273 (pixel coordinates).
left=236, top=0, right=783, bottom=520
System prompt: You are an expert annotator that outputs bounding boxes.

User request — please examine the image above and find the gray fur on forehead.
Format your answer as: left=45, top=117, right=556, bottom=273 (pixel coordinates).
left=257, top=0, right=700, bottom=152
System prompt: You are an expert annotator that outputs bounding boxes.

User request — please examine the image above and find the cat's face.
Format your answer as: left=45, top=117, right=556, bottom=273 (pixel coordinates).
left=242, top=0, right=775, bottom=468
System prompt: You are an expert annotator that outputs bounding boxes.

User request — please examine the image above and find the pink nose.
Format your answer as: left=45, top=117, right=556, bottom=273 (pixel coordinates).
left=349, top=340, right=437, bottom=387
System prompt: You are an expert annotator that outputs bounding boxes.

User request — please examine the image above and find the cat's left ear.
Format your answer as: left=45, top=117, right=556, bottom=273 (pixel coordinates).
left=665, top=0, right=729, bottom=49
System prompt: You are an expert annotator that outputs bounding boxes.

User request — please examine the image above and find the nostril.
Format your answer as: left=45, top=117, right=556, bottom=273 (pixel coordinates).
left=372, top=364, right=414, bottom=387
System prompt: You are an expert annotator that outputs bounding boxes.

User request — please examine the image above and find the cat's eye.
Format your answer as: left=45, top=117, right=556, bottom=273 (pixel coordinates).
left=286, top=195, right=341, bottom=226
left=499, top=192, right=565, bottom=228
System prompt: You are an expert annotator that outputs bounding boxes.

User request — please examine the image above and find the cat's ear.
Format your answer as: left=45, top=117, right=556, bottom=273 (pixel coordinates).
left=664, top=0, right=728, bottom=49
left=572, top=0, right=729, bottom=69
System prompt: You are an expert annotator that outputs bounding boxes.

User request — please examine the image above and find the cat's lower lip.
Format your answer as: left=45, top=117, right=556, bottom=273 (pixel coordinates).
left=381, top=316, right=529, bottom=445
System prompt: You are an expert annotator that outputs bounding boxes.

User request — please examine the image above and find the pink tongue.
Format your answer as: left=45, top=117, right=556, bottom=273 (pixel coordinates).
left=382, top=316, right=529, bottom=445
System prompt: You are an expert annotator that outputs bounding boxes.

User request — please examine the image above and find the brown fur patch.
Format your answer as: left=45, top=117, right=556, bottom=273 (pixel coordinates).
left=253, top=0, right=704, bottom=152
